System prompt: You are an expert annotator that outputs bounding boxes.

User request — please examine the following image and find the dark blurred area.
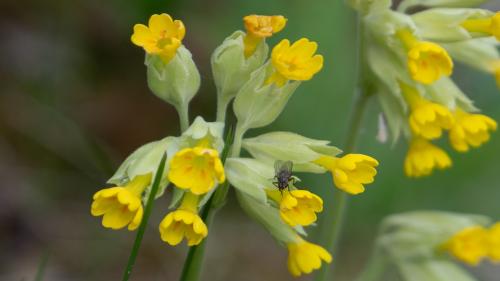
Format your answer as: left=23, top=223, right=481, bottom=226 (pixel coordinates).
left=1, top=0, right=499, bottom=280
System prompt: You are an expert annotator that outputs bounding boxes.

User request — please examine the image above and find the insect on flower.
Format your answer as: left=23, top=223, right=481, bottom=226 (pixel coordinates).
left=273, top=160, right=298, bottom=194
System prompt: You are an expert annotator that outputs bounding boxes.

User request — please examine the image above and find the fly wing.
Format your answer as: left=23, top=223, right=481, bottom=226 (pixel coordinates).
left=275, top=160, right=293, bottom=175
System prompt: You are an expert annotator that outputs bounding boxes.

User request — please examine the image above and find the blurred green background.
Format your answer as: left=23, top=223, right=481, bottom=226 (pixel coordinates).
left=1, top=0, right=499, bottom=280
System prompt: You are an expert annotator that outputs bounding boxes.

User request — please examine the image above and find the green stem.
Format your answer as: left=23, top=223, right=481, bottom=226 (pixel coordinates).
left=34, top=250, right=49, bottom=281
left=177, top=103, right=190, bottom=132
left=179, top=127, right=237, bottom=281
left=314, top=12, right=370, bottom=281
left=121, top=154, right=167, bottom=281
left=216, top=96, right=230, bottom=123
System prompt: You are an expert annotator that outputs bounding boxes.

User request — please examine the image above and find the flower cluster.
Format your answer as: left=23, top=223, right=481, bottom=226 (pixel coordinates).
left=354, top=0, right=498, bottom=177
left=89, top=13, right=379, bottom=277
left=374, top=211, right=499, bottom=280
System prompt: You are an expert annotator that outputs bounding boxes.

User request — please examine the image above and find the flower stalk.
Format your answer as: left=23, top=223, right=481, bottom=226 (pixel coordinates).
left=314, top=13, right=370, bottom=281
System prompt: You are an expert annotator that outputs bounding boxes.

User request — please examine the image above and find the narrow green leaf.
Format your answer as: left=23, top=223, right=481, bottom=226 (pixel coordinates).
left=121, top=153, right=167, bottom=281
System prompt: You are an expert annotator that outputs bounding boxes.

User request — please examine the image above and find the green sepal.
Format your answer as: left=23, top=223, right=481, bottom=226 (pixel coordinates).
left=236, top=190, right=299, bottom=245
left=146, top=45, right=201, bottom=109
left=411, top=8, right=494, bottom=42
left=224, top=157, right=272, bottom=204
left=211, top=30, right=268, bottom=106
left=233, top=62, right=301, bottom=130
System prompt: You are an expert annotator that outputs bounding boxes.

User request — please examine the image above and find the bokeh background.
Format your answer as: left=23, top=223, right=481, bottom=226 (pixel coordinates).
left=1, top=0, right=499, bottom=280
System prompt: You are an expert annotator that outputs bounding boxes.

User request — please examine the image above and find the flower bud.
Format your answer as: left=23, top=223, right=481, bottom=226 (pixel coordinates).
left=233, top=63, right=300, bottom=130
left=146, top=45, right=201, bottom=109
left=179, top=116, right=225, bottom=152
left=242, top=131, right=341, bottom=173
left=211, top=31, right=268, bottom=114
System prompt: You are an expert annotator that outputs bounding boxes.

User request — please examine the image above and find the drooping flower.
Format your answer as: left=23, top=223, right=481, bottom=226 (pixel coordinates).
left=266, top=38, right=324, bottom=87
left=267, top=189, right=323, bottom=227
left=314, top=154, right=379, bottom=195
left=287, top=238, right=332, bottom=277
left=131, top=13, right=186, bottom=64
left=397, top=29, right=453, bottom=84
left=461, top=12, right=500, bottom=41
left=404, top=138, right=452, bottom=178
left=400, top=82, right=454, bottom=139
left=487, top=222, right=500, bottom=262
left=243, top=15, right=287, bottom=57
left=168, top=147, right=225, bottom=195
left=443, top=225, right=489, bottom=266
left=91, top=174, right=152, bottom=231
left=159, top=192, right=208, bottom=246
left=449, top=109, right=497, bottom=152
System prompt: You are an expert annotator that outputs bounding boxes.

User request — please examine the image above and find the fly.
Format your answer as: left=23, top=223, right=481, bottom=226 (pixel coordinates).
left=273, top=160, right=296, bottom=193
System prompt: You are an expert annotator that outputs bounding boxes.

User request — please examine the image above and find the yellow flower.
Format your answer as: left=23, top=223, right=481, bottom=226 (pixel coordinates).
left=131, top=13, right=185, bottom=64
left=487, top=222, right=500, bottom=262
left=404, top=138, right=451, bottom=178
left=443, top=226, right=489, bottom=266
left=461, top=12, right=500, bottom=41
left=243, top=15, right=287, bottom=58
left=287, top=238, right=332, bottom=277
left=314, top=154, right=379, bottom=195
left=168, top=147, right=225, bottom=195
left=159, top=192, right=208, bottom=246
left=91, top=174, right=152, bottom=231
left=267, top=189, right=323, bottom=227
left=397, top=29, right=453, bottom=84
left=400, top=82, right=454, bottom=139
left=449, top=109, right=497, bottom=152
left=266, top=38, right=324, bottom=87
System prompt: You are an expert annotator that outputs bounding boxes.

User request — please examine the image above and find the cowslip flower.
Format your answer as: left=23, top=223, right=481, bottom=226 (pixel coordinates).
left=91, top=174, right=152, bottom=230
left=461, top=12, right=500, bottom=41
left=266, top=38, right=324, bottom=87
left=243, top=15, right=286, bottom=57
left=449, top=109, right=497, bottom=152
left=131, top=13, right=186, bottom=64
left=404, top=138, right=451, bottom=178
left=314, top=154, right=379, bottom=195
left=168, top=146, right=225, bottom=195
left=267, top=189, right=323, bottom=227
left=400, top=82, right=454, bottom=139
left=487, top=222, right=500, bottom=262
left=443, top=226, right=489, bottom=266
left=159, top=192, right=208, bottom=246
left=396, top=29, right=453, bottom=84
left=287, top=238, right=332, bottom=277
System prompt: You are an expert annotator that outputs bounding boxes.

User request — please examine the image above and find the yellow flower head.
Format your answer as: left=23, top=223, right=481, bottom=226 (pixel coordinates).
left=461, top=12, right=500, bottom=41
left=487, top=222, right=500, bottom=262
left=449, top=109, right=497, bottom=152
left=443, top=226, right=489, bottom=266
left=314, top=154, right=379, bottom=195
left=404, top=138, right=451, bottom=178
left=131, top=13, right=186, bottom=64
left=91, top=174, right=151, bottom=231
left=243, top=15, right=287, bottom=58
left=397, top=30, right=453, bottom=84
left=266, top=38, right=324, bottom=87
left=400, top=82, right=454, bottom=139
left=159, top=193, right=208, bottom=246
left=287, top=239, right=332, bottom=277
left=168, top=147, right=225, bottom=195
left=269, top=190, right=323, bottom=227
left=243, top=15, right=287, bottom=38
